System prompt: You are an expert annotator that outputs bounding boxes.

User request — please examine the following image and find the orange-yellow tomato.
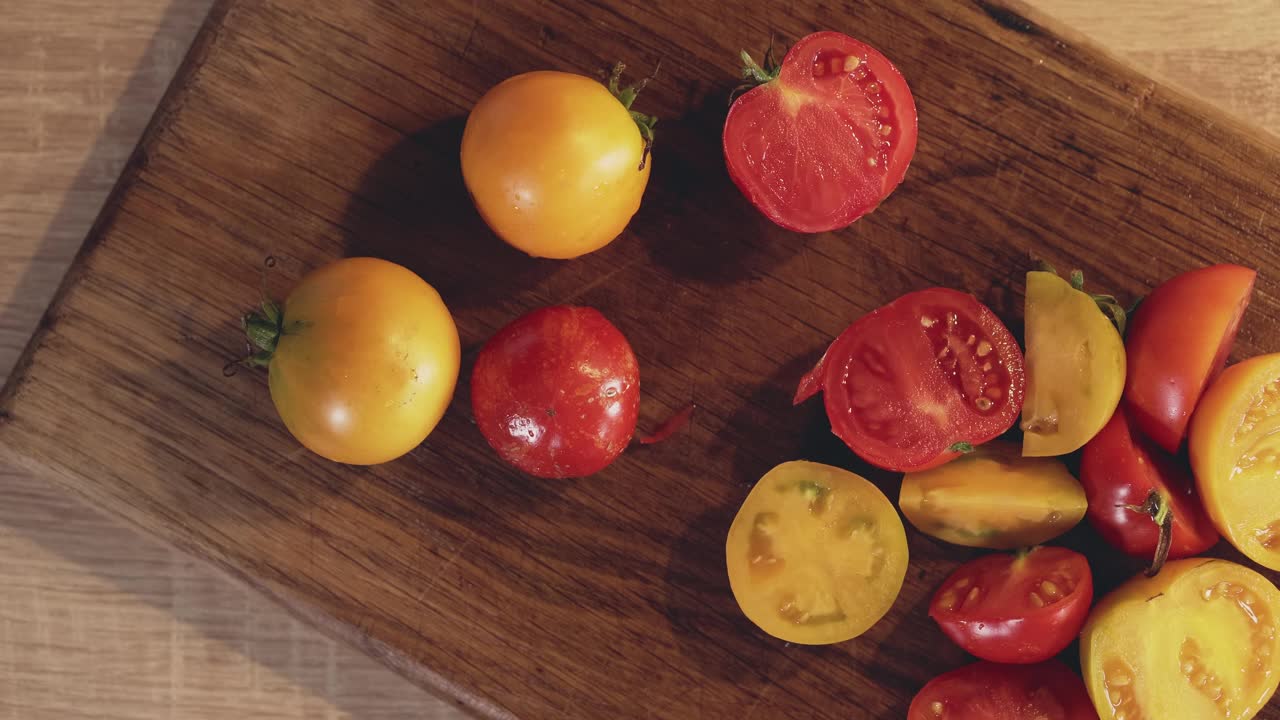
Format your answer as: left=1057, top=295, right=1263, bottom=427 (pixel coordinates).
left=1081, top=558, right=1280, bottom=720
left=461, top=71, right=651, bottom=259
left=1190, top=353, right=1280, bottom=570
left=257, top=257, right=460, bottom=465
left=900, top=441, right=1087, bottom=549
left=726, top=461, right=908, bottom=645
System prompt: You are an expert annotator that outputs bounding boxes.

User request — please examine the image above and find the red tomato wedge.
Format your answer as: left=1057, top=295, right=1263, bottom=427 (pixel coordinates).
left=796, top=288, right=1025, bottom=473
left=908, top=661, right=1099, bottom=720
left=1124, top=264, right=1255, bottom=453
left=723, top=31, right=918, bottom=233
left=929, top=547, right=1093, bottom=664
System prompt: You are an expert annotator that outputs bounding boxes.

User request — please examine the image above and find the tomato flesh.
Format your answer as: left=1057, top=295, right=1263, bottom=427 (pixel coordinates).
left=1125, top=264, right=1255, bottom=453
left=725, top=461, right=908, bottom=644
left=1080, top=404, right=1218, bottom=562
left=908, top=661, right=1099, bottom=720
left=471, top=306, right=639, bottom=478
left=1081, top=559, right=1280, bottom=720
left=929, top=547, right=1093, bottom=664
left=797, top=288, right=1025, bottom=473
left=1191, top=353, right=1280, bottom=571
left=900, top=441, right=1086, bottom=549
left=723, top=31, right=917, bottom=232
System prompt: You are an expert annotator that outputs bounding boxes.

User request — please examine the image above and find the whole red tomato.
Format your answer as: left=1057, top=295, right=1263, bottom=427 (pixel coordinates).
left=1079, top=405, right=1218, bottom=574
left=908, top=661, right=1098, bottom=720
left=471, top=306, right=639, bottom=478
left=1124, top=264, right=1254, bottom=453
left=928, top=547, right=1092, bottom=664
left=795, top=288, right=1025, bottom=472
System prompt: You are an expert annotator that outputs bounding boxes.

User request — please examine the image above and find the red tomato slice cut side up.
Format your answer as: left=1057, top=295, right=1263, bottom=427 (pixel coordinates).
left=796, top=288, right=1025, bottom=473
left=723, top=31, right=918, bottom=233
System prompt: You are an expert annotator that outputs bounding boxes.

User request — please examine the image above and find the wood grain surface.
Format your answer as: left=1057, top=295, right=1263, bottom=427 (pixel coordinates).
left=2, top=0, right=1279, bottom=718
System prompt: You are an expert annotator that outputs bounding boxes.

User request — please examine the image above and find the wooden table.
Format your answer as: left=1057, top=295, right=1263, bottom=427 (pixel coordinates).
left=1, top=1, right=1277, bottom=717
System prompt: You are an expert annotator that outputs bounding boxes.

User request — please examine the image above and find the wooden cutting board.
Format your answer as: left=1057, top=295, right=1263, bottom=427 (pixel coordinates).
left=4, top=0, right=1280, bottom=717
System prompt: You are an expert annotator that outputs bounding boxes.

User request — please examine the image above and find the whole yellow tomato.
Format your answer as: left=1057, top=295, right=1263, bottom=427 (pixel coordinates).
left=460, top=69, right=653, bottom=259
left=243, top=257, right=460, bottom=465
left=1190, top=352, right=1280, bottom=570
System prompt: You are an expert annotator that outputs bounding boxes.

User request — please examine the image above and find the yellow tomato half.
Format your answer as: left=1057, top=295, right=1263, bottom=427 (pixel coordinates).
left=726, top=461, right=908, bottom=644
left=900, top=440, right=1087, bottom=549
left=1081, top=558, right=1280, bottom=720
left=1021, top=270, right=1126, bottom=456
left=257, top=257, right=460, bottom=465
left=461, top=71, right=651, bottom=259
left=1190, top=353, right=1280, bottom=570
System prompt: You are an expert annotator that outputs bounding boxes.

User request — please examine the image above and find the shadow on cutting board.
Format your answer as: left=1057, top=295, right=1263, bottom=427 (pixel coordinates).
left=340, top=114, right=557, bottom=316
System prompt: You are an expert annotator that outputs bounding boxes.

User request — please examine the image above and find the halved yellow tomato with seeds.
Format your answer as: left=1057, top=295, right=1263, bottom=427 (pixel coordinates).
left=725, top=461, right=908, bottom=644
left=1081, top=559, right=1280, bottom=720
left=1191, top=353, right=1280, bottom=571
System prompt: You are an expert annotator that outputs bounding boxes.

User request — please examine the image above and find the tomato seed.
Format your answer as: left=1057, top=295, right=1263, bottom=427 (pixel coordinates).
left=843, top=55, right=861, bottom=72
left=962, top=586, right=981, bottom=609
left=1028, top=591, right=1045, bottom=608
left=878, top=124, right=892, bottom=137
left=1039, top=579, right=1062, bottom=598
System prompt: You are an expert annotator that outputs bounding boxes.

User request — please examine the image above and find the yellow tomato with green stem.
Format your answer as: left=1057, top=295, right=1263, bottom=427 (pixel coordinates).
left=1021, top=269, right=1126, bottom=457
left=899, top=440, right=1087, bottom=549
left=242, top=257, right=460, bottom=465
left=726, top=461, right=908, bottom=645
left=461, top=65, right=656, bottom=260
left=1190, top=352, right=1280, bottom=570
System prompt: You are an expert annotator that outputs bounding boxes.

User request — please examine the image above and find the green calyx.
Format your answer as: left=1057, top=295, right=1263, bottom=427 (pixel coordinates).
left=240, top=299, right=284, bottom=368
left=1036, top=260, right=1128, bottom=336
left=948, top=441, right=976, bottom=454
left=607, top=62, right=660, bottom=171
left=731, top=40, right=782, bottom=104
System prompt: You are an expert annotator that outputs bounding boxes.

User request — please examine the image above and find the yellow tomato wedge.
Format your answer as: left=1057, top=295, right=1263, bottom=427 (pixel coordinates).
left=1021, top=270, right=1126, bottom=457
left=726, top=461, right=908, bottom=644
left=1190, top=353, right=1280, bottom=570
left=900, top=441, right=1087, bottom=548
left=1081, top=559, right=1280, bottom=720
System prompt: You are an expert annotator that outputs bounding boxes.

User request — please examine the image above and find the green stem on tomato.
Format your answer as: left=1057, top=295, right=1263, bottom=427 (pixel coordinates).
left=729, top=37, right=783, bottom=104
left=1123, top=489, right=1174, bottom=577
left=1033, top=261, right=1129, bottom=336
left=607, top=61, right=660, bottom=171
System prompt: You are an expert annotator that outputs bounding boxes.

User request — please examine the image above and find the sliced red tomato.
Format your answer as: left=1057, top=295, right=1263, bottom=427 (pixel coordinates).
left=722, top=31, right=917, bottom=233
left=929, top=547, right=1093, bottom=664
left=1079, top=404, right=1218, bottom=574
left=908, top=661, right=1099, bottom=720
left=1124, top=264, right=1255, bottom=453
left=795, top=288, right=1025, bottom=473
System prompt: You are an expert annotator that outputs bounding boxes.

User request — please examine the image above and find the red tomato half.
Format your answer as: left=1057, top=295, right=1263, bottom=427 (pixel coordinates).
left=1124, top=264, right=1255, bottom=452
left=1079, top=405, right=1218, bottom=569
left=929, top=547, right=1092, bottom=664
left=908, top=661, right=1099, bottom=720
left=723, top=31, right=918, bottom=232
left=795, top=288, right=1025, bottom=473
left=471, top=306, right=639, bottom=478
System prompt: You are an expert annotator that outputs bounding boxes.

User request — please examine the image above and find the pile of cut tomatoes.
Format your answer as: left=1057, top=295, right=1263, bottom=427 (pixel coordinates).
left=230, top=28, right=1280, bottom=719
